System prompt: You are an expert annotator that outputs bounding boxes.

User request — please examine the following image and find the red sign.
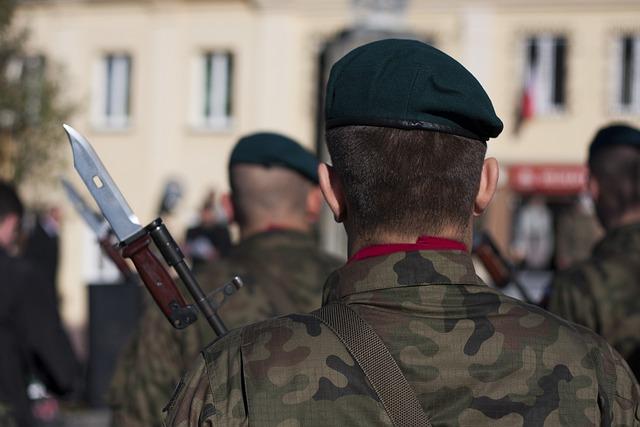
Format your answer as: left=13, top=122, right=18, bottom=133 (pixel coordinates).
left=508, top=164, right=588, bottom=195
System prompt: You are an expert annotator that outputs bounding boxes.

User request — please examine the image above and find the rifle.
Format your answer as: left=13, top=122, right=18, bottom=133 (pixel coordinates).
left=61, top=178, right=135, bottom=281
left=64, top=124, right=241, bottom=335
left=472, top=231, right=534, bottom=304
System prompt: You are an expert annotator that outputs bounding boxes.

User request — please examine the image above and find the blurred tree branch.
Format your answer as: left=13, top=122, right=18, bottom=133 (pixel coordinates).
left=0, top=0, right=73, bottom=185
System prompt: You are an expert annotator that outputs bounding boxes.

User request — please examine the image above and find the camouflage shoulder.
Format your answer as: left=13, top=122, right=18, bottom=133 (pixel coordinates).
left=568, top=321, right=640, bottom=419
left=162, top=328, right=245, bottom=427
left=194, top=313, right=392, bottom=426
left=530, top=305, right=640, bottom=424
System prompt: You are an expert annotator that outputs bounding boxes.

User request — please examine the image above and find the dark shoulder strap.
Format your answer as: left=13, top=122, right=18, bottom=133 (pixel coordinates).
left=312, top=303, right=431, bottom=427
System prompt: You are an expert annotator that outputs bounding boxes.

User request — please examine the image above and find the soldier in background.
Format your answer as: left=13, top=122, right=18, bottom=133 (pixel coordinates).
left=0, top=182, right=79, bottom=427
left=184, top=191, right=232, bottom=273
left=549, top=124, right=640, bottom=378
left=109, top=133, right=343, bottom=427
left=554, top=194, right=602, bottom=270
left=164, top=39, right=639, bottom=426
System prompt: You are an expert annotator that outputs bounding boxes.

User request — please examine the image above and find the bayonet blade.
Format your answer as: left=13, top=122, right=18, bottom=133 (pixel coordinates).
left=61, top=178, right=110, bottom=239
left=64, top=124, right=142, bottom=243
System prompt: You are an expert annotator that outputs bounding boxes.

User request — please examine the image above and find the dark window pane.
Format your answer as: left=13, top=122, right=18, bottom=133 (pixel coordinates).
left=204, top=54, right=213, bottom=117
left=621, top=36, right=634, bottom=106
left=527, top=37, right=538, bottom=69
left=553, top=37, right=566, bottom=106
left=105, top=55, right=114, bottom=116
left=226, top=53, right=233, bottom=117
left=124, top=56, right=131, bottom=117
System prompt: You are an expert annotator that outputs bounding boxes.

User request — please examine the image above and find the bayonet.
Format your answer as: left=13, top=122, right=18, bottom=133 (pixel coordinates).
left=61, top=178, right=134, bottom=280
left=65, top=124, right=241, bottom=334
left=64, top=124, right=141, bottom=243
left=61, top=178, right=109, bottom=239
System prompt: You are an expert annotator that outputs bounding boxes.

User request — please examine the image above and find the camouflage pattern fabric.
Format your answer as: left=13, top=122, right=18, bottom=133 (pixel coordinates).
left=164, top=249, right=640, bottom=426
left=548, top=222, right=640, bottom=379
left=109, top=229, right=343, bottom=427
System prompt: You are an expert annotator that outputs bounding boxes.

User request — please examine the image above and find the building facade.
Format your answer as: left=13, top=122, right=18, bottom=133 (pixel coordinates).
left=13, top=0, right=640, bottom=334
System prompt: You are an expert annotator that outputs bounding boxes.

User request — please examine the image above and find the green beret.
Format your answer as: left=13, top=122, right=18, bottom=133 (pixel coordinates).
left=589, top=124, right=640, bottom=159
left=229, top=132, right=318, bottom=183
left=325, top=39, right=503, bottom=142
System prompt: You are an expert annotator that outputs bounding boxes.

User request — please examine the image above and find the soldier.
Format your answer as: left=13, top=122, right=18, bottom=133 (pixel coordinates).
left=109, top=133, right=343, bottom=427
left=163, top=39, right=640, bottom=426
left=0, top=182, right=79, bottom=427
left=549, top=124, right=640, bottom=378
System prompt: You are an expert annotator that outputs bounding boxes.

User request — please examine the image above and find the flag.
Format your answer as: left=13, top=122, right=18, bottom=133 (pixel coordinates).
left=514, top=35, right=566, bottom=135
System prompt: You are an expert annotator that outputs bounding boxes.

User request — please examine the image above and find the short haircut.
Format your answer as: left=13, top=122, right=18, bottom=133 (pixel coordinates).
left=589, top=144, right=640, bottom=228
left=229, top=164, right=313, bottom=228
left=0, top=181, right=23, bottom=221
left=326, top=126, right=487, bottom=241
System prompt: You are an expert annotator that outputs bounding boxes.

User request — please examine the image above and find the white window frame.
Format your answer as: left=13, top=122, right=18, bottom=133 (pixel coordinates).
left=92, top=53, right=132, bottom=130
left=522, top=34, right=568, bottom=116
left=189, top=51, right=233, bottom=131
left=611, top=34, right=640, bottom=115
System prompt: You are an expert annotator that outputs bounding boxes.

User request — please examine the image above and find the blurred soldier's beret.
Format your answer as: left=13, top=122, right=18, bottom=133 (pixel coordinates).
left=325, top=39, right=503, bottom=142
left=229, top=132, right=318, bottom=183
left=589, top=124, right=640, bottom=159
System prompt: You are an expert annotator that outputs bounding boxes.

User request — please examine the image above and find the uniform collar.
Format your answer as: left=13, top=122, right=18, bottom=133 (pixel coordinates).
left=349, top=236, right=467, bottom=263
left=323, top=249, right=484, bottom=303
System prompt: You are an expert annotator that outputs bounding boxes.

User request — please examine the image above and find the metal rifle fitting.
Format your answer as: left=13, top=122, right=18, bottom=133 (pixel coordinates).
left=146, top=218, right=240, bottom=337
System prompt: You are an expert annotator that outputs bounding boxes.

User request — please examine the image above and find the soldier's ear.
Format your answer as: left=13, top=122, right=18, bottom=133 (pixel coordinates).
left=318, top=163, right=346, bottom=223
left=473, top=157, right=499, bottom=217
left=305, top=186, right=323, bottom=224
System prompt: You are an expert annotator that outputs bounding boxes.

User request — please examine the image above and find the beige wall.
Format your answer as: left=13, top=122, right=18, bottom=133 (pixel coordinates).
left=14, top=0, right=640, bottom=333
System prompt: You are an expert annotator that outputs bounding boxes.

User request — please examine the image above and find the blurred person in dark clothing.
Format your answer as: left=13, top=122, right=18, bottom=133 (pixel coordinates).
left=184, top=191, right=232, bottom=272
left=0, top=181, right=79, bottom=427
left=549, top=124, right=640, bottom=378
left=24, top=207, right=61, bottom=290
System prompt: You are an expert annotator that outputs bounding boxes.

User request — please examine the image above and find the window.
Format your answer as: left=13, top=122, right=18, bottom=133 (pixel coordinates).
left=612, top=34, right=640, bottom=113
left=93, top=54, right=132, bottom=129
left=522, top=35, right=567, bottom=115
left=191, top=51, right=233, bottom=130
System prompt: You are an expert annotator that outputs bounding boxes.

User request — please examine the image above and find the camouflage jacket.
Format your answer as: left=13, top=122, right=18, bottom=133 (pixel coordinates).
left=109, top=229, right=343, bottom=427
left=548, top=222, right=640, bottom=378
left=164, top=249, right=640, bottom=426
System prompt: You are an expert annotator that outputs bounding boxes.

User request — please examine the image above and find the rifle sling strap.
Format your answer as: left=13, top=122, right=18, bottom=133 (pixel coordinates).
left=312, top=302, right=431, bottom=427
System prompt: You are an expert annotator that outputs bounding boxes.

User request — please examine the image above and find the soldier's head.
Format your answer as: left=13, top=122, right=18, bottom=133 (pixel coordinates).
left=227, top=132, right=322, bottom=238
left=0, top=180, right=23, bottom=251
left=320, top=39, right=503, bottom=253
left=587, top=124, right=640, bottom=230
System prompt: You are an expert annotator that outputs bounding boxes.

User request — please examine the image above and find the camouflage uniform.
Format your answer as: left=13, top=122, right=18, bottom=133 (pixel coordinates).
left=548, top=222, right=640, bottom=378
left=164, top=249, right=640, bottom=426
left=109, top=229, right=343, bottom=427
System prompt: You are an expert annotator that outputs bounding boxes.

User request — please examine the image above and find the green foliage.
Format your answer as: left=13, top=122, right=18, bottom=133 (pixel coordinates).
left=0, top=0, right=72, bottom=185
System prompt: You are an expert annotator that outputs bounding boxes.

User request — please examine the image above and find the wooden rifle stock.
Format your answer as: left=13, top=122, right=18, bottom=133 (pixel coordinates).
left=122, top=234, right=197, bottom=329
left=473, top=232, right=534, bottom=304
